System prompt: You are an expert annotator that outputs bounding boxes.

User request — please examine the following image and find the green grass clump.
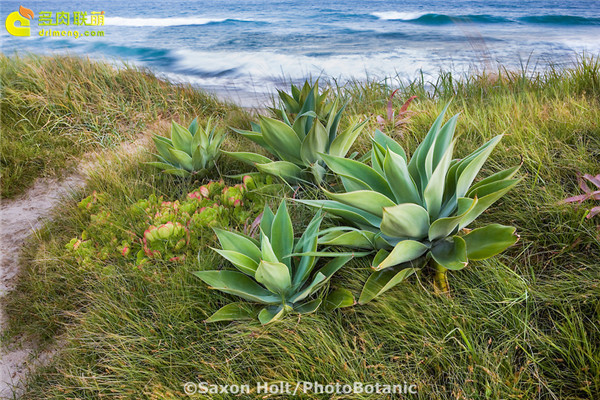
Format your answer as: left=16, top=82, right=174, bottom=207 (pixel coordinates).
left=3, top=56, right=600, bottom=399
left=0, top=53, right=247, bottom=199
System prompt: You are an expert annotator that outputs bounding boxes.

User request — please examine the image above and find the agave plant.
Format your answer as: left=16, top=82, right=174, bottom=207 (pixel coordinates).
left=270, top=80, right=334, bottom=121
left=149, top=117, right=225, bottom=177
left=193, top=200, right=358, bottom=324
left=224, top=81, right=366, bottom=184
left=299, top=105, right=521, bottom=302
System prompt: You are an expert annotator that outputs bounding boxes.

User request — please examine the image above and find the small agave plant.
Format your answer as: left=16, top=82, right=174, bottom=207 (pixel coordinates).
left=193, top=200, right=357, bottom=324
left=149, top=117, right=225, bottom=177
left=224, top=81, right=366, bottom=185
left=300, top=105, right=522, bottom=302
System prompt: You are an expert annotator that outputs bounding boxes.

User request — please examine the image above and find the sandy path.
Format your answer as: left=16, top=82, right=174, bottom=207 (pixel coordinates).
left=0, top=131, right=153, bottom=399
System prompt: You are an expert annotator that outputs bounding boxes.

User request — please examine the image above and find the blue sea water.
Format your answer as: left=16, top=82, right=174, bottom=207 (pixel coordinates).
left=1, top=0, right=599, bottom=103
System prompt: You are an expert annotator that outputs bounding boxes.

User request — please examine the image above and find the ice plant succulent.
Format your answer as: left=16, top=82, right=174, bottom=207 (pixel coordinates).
left=224, top=80, right=366, bottom=184
left=149, top=117, right=225, bottom=177
left=300, top=105, right=521, bottom=302
left=193, top=200, right=357, bottom=324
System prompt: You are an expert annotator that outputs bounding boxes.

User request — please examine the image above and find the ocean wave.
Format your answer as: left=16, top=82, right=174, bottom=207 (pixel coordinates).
left=103, top=16, right=254, bottom=27
left=519, top=15, right=600, bottom=26
left=371, top=11, right=600, bottom=26
left=371, top=12, right=509, bottom=24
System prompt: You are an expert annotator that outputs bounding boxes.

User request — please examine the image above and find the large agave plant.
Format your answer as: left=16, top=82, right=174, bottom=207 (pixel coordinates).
left=149, top=117, right=225, bottom=177
left=193, top=200, right=358, bottom=324
left=224, top=81, right=366, bottom=184
left=300, top=105, right=522, bottom=302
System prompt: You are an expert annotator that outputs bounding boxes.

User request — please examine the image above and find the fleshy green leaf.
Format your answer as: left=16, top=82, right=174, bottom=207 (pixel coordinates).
left=271, top=201, right=294, bottom=269
left=383, top=149, right=422, bottom=204
left=301, top=120, right=328, bottom=164
left=375, top=240, right=430, bottom=270
left=431, top=236, right=468, bottom=270
left=259, top=115, right=304, bottom=164
left=428, top=197, right=477, bottom=241
left=455, top=135, right=503, bottom=198
left=258, top=306, right=286, bottom=324
left=462, top=224, right=518, bottom=260
left=294, top=298, right=322, bottom=314
left=255, top=161, right=305, bottom=182
left=214, top=228, right=261, bottom=262
left=423, top=139, right=455, bottom=219
left=323, top=288, right=355, bottom=310
left=205, top=302, right=258, bottom=323
left=323, top=189, right=396, bottom=218
left=380, top=203, right=430, bottom=239
left=255, top=260, right=292, bottom=295
left=212, top=249, right=259, bottom=276
left=297, top=199, right=383, bottom=228
left=359, top=266, right=418, bottom=304
left=222, top=151, right=272, bottom=165
left=171, top=121, right=193, bottom=154
left=329, top=118, right=367, bottom=157
left=321, top=154, right=394, bottom=200
left=193, top=270, right=279, bottom=304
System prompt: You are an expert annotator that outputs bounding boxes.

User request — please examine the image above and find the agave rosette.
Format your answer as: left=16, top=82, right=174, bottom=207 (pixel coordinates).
left=299, top=105, right=522, bottom=302
left=149, top=117, right=225, bottom=177
left=194, top=200, right=360, bottom=324
left=224, top=81, right=366, bottom=184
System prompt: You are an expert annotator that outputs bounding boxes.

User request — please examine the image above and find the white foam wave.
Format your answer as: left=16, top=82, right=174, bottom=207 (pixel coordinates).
left=370, top=11, right=427, bottom=21
left=103, top=16, right=241, bottom=27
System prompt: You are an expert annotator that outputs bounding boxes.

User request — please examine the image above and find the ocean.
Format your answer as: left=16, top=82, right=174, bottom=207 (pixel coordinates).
left=1, top=0, right=599, bottom=104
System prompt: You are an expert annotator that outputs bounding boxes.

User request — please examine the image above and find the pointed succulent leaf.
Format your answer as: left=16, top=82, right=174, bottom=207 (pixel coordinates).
left=323, top=288, right=355, bottom=310
left=297, top=199, right=383, bottom=228
left=468, top=165, right=521, bottom=193
left=383, top=148, right=422, bottom=204
left=152, top=135, right=175, bottom=161
left=260, top=205, right=274, bottom=237
left=214, top=228, right=261, bottom=262
left=423, top=139, right=455, bottom=219
left=258, top=306, right=286, bottom=324
left=431, top=236, right=468, bottom=270
left=205, top=302, right=258, bottom=323
left=459, top=178, right=522, bottom=229
left=167, top=147, right=194, bottom=171
left=329, top=119, right=367, bottom=157
left=260, top=231, right=279, bottom=263
left=455, top=135, right=503, bottom=198
left=380, top=203, right=430, bottom=239
left=162, top=168, right=192, bottom=177
left=462, top=224, right=518, bottom=260
left=147, top=161, right=175, bottom=171
left=259, top=116, right=304, bottom=163
left=271, top=201, right=294, bottom=269
left=188, top=117, right=199, bottom=136
left=408, top=103, right=451, bottom=190
left=359, top=266, right=418, bottom=304
left=222, top=151, right=272, bottom=165
left=289, top=272, right=327, bottom=303
left=293, top=212, right=323, bottom=286
left=428, top=197, right=477, bottom=241
left=320, top=153, right=394, bottom=199
left=431, top=114, right=459, bottom=167
left=301, top=120, right=329, bottom=164
left=212, top=249, right=259, bottom=276
left=171, top=121, right=193, bottom=154
left=193, top=271, right=280, bottom=304
left=319, top=229, right=378, bottom=249
left=255, top=161, right=305, bottom=183
left=294, top=298, right=322, bottom=314
left=375, top=240, right=430, bottom=270
left=323, top=189, right=396, bottom=218
left=255, top=260, right=292, bottom=295
left=373, top=129, right=407, bottom=160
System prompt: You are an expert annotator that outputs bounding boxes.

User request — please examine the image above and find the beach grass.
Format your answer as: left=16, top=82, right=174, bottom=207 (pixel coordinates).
left=2, top=55, right=599, bottom=399
left=0, top=54, right=249, bottom=199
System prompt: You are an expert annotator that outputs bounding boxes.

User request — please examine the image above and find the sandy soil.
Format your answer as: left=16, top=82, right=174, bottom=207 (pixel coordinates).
left=0, top=130, right=153, bottom=399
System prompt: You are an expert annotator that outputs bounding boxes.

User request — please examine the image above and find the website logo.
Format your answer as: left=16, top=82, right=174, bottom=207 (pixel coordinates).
left=5, top=6, right=34, bottom=37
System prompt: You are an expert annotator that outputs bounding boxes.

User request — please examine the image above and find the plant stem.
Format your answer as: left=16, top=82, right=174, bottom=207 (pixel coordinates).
left=431, top=259, right=450, bottom=295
